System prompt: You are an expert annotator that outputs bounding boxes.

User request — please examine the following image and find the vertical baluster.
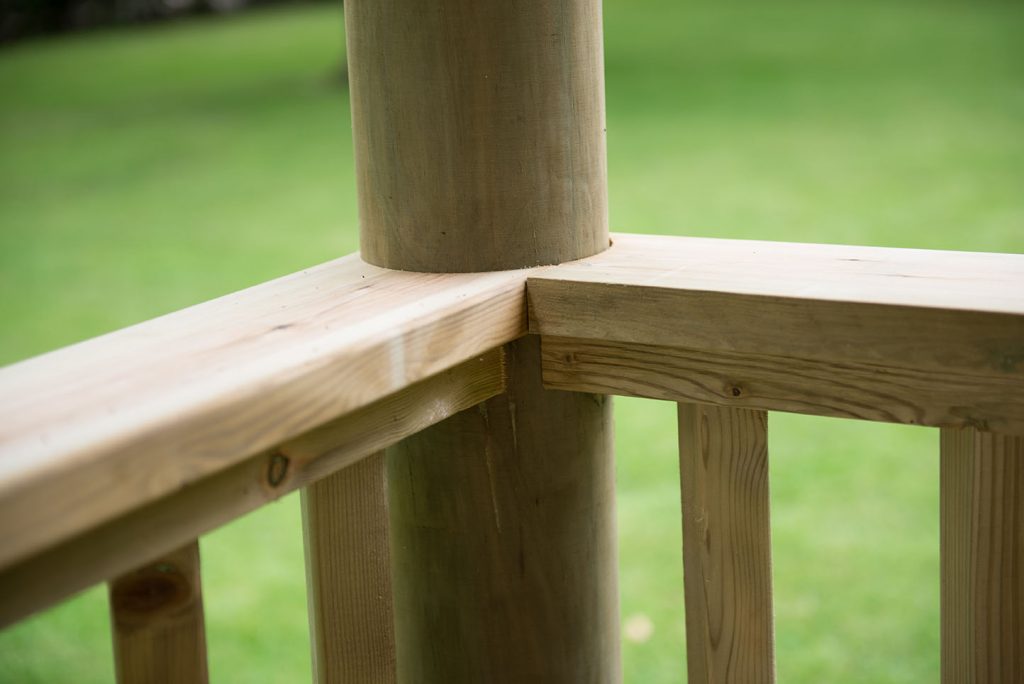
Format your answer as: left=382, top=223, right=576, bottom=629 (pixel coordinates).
left=109, top=541, right=208, bottom=684
left=940, top=427, right=1023, bottom=682
left=678, top=403, right=775, bottom=683
left=302, top=451, right=395, bottom=683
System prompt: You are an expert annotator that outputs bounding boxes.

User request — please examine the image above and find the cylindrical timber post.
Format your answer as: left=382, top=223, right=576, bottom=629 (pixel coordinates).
left=349, top=0, right=609, bottom=273
left=346, top=0, right=619, bottom=680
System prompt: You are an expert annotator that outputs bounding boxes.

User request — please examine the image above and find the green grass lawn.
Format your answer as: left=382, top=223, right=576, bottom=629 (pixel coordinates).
left=1, top=0, right=1021, bottom=681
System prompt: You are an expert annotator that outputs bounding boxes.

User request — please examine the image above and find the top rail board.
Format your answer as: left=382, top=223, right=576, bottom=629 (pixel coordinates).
left=529, top=233, right=1024, bottom=432
left=0, top=255, right=530, bottom=569
left=3, top=232, right=1023, bottom=576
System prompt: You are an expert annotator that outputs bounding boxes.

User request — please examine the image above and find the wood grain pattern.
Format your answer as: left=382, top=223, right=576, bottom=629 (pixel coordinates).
left=348, top=0, right=608, bottom=272
left=532, top=232, right=1024, bottom=317
left=303, top=452, right=395, bottom=683
left=349, top=0, right=618, bottom=679
left=0, top=254, right=528, bottom=570
left=941, top=427, right=1024, bottom=683
left=387, top=336, right=619, bottom=682
left=529, top=233, right=1024, bottom=388
left=109, top=542, right=208, bottom=684
left=678, top=403, right=775, bottom=684
left=0, top=351, right=503, bottom=626
left=540, top=336, right=1024, bottom=434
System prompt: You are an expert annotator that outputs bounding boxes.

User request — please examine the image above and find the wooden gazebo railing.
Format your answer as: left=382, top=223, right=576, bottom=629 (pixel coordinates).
left=1, top=1, right=1021, bottom=682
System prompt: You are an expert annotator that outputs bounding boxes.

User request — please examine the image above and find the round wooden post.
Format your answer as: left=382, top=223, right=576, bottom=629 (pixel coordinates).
left=346, top=0, right=619, bottom=680
left=349, top=0, right=609, bottom=273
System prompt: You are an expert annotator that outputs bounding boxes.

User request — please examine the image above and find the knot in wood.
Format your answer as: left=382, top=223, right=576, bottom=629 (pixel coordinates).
left=110, top=562, right=192, bottom=626
left=266, top=452, right=290, bottom=488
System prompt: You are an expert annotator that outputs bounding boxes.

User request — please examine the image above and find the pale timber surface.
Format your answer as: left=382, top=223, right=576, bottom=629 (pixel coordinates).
left=0, top=254, right=527, bottom=570
left=531, top=233, right=1024, bottom=433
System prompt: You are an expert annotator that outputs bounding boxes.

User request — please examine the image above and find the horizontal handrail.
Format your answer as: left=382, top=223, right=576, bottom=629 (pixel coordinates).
left=2, top=232, right=1022, bottom=630
left=529, top=233, right=1024, bottom=433
left=0, top=255, right=528, bottom=572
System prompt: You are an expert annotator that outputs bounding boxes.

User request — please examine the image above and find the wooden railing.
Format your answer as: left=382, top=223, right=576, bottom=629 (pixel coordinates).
left=531, top=233, right=1024, bottom=682
left=2, top=0, right=1022, bottom=681
left=0, top=257, right=516, bottom=621
left=1, top=233, right=1021, bottom=681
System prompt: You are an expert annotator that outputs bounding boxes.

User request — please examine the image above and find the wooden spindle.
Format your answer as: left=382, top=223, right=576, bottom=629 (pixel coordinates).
left=678, top=403, right=775, bottom=683
left=940, top=427, right=1023, bottom=683
left=302, top=451, right=395, bottom=683
left=108, top=541, right=208, bottom=684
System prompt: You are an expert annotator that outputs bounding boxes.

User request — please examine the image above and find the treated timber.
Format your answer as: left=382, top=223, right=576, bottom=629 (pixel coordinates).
left=350, top=0, right=608, bottom=273
left=303, top=452, right=396, bottom=683
left=0, top=350, right=504, bottom=626
left=387, top=337, right=618, bottom=681
left=0, top=254, right=528, bottom=570
left=540, top=336, right=1024, bottom=432
left=941, top=427, right=1024, bottom=683
left=109, top=542, right=208, bottom=684
left=346, top=0, right=619, bottom=679
left=679, top=404, right=774, bottom=683
left=531, top=233, right=1024, bottom=434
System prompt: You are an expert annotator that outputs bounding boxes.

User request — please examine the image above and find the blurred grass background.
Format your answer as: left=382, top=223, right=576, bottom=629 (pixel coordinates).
left=0, top=0, right=1021, bottom=681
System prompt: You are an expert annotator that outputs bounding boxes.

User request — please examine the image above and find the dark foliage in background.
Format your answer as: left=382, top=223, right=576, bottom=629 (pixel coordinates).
left=0, top=0, right=324, bottom=43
